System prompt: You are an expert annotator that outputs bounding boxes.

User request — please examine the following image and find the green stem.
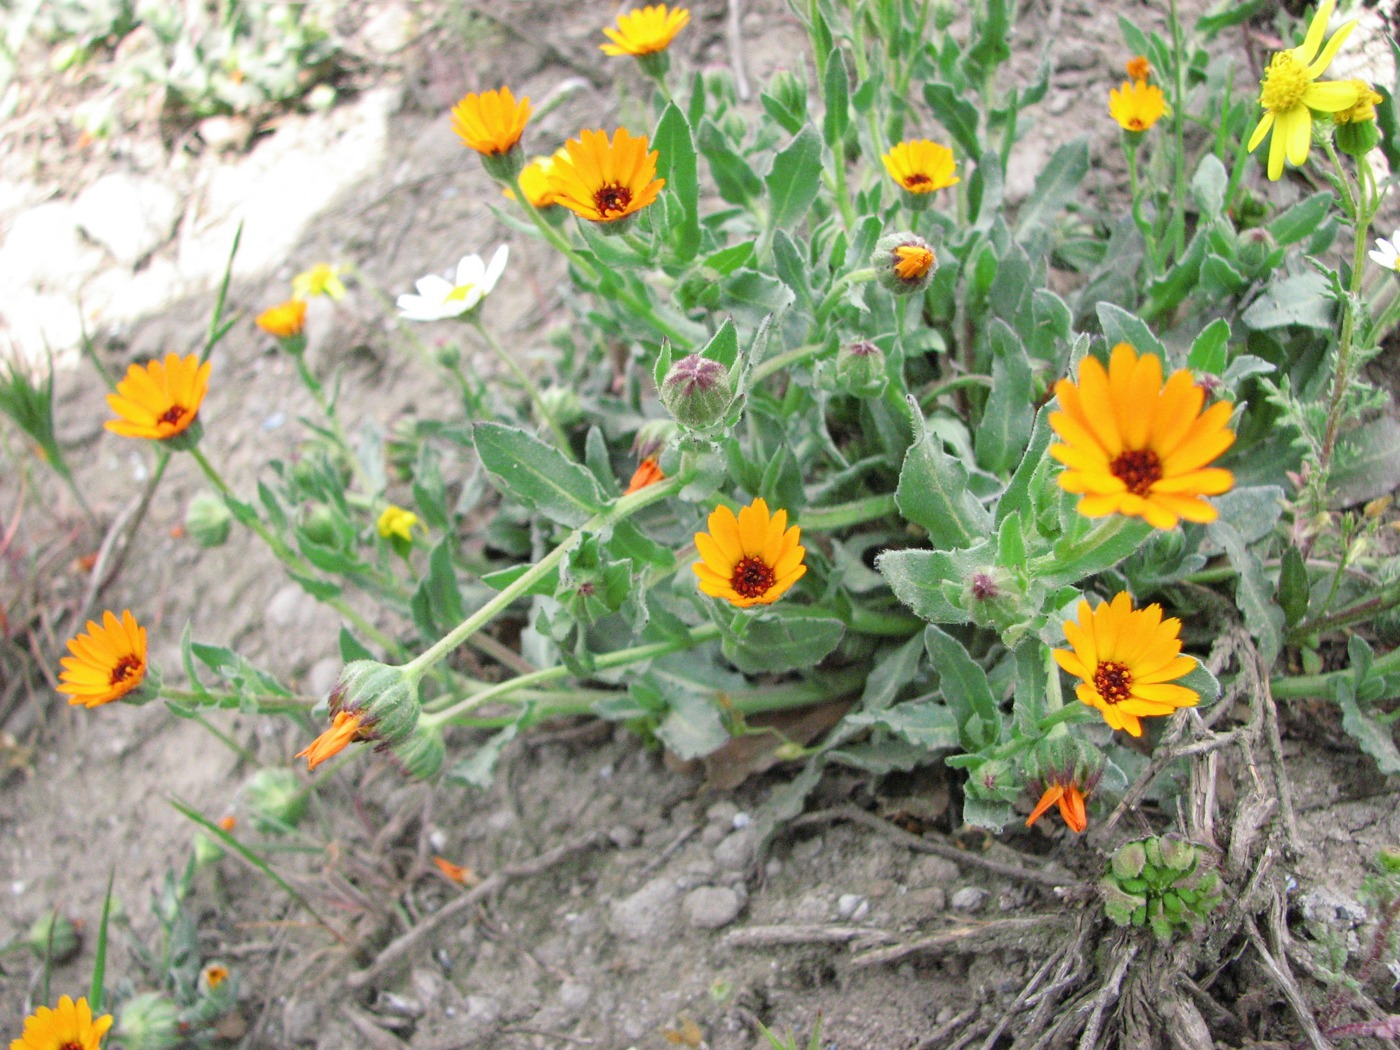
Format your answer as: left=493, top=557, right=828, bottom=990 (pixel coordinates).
left=1166, top=0, right=1188, bottom=258
left=1271, top=644, right=1400, bottom=701
left=402, top=472, right=689, bottom=682
left=917, top=373, right=994, bottom=411
left=1295, top=575, right=1400, bottom=641
left=472, top=320, right=572, bottom=451
left=800, top=492, right=898, bottom=531
left=1027, top=515, right=1130, bottom=576
left=751, top=343, right=826, bottom=384
left=816, top=268, right=878, bottom=323
left=847, top=606, right=922, bottom=636
left=1318, top=140, right=1369, bottom=483
left=161, top=686, right=318, bottom=713
left=294, top=355, right=374, bottom=493
left=1123, top=136, right=1160, bottom=275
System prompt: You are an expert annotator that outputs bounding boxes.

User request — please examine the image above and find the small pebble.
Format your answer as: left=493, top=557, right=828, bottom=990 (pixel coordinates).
left=837, top=894, right=870, bottom=922
left=608, top=824, right=639, bottom=849
left=714, top=827, right=760, bottom=871
left=951, top=886, right=989, bottom=912
left=732, top=812, right=751, bottom=829
left=683, top=885, right=743, bottom=929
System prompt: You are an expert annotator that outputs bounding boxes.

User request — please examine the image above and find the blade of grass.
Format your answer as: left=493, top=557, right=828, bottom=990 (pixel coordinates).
left=89, top=870, right=114, bottom=1012
left=169, top=796, right=347, bottom=944
left=202, top=221, right=243, bottom=362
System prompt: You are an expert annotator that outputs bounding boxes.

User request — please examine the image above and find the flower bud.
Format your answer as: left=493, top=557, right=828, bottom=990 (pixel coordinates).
left=391, top=722, right=445, bottom=779
left=834, top=341, right=887, bottom=398
left=1337, top=117, right=1381, bottom=157
left=873, top=232, right=937, bottom=296
left=297, top=661, right=422, bottom=770
left=539, top=386, right=583, bottom=427
left=660, top=353, right=736, bottom=431
left=116, top=993, right=182, bottom=1050
left=184, top=492, right=232, bottom=548
left=26, top=911, right=81, bottom=964
left=766, top=69, right=807, bottom=124
left=1234, top=227, right=1279, bottom=279
left=480, top=144, right=526, bottom=184
left=632, top=418, right=677, bottom=461
left=965, top=757, right=1020, bottom=802
left=299, top=503, right=338, bottom=546
left=242, top=768, right=308, bottom=832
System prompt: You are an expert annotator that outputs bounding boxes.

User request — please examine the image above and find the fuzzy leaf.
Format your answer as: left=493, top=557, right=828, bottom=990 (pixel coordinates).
left=766, top=125, right=823, bottom=234
left=473, top=422, right=604, bottom=527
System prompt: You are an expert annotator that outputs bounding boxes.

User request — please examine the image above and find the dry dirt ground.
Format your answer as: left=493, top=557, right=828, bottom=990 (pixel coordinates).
left=2, top=1, right=1400, bottom=1048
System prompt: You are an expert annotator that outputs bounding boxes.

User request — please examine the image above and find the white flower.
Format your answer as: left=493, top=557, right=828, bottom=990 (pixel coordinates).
left=1369, top=230, right=1400, bottom=274
left=396, top=245, right=509, bottom=321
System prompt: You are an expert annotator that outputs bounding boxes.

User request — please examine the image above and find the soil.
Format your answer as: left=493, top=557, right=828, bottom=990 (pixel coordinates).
left=2, top=1, right=1400, bottom=1049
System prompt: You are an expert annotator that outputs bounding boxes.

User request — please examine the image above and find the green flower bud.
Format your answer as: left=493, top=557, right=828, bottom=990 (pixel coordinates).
left=1234, top=227, right=1280, bottom=279
left=391, top=722, right=445, bottom=780
left=117, top=993, right=182, bottom=1050
left=1111, top=841, right=1148, bottom=881
left=539, top=386, right=584, bottom=427
left=433, top=342, right=462, bottom=369
left=834, top=341, right=888, bottom=398
left=297, top=662, right=422, bottom=770
left=659, top=353, right=737, bottom=431
left=299, top=504, right=338, bottom=546
left=766, top=68, right=807, bottom=124
left=965, top=757, right=1021, bottom=802
left=185, top=492, right=232, bottom=548
left=27, top=911, right=81, bottom=964
left=1337, top=118, right=1380, bottom=157
left=195, top=962, right=237, bottom=1018
left=632, top=418, right=678, bottom=461
left=873, top=232, right=937, bottom=296
left=242, top=768, right=308, bottom=833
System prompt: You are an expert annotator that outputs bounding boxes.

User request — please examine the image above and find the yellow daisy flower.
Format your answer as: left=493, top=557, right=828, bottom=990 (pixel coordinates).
left=881, top=139, right=960, bottom=195
left=1246, top=0, right=1360, bottom=180
left=292, top=263, right=347, bottom=301
left=546, top=128, right=665, bottom=224
left=1109, top=80, right=1166, bottom=132
left=1053, top=591, right=1199, bottom=737
left=104, top=352, right=212, bottom=442
left=57, top=609, right=148, bottom=708
left=255, top=299, right=306, bottom=338
left=502, top=150, right=568, bottom=207
left=10, top=995, right=113, bottom=1050
left=600, top=4, right=691, bottom=56
left=377, top=505, right=419, bottom=542
left=450, top=86, right=532, bottom=156
left=693, top=497, right=806, bottom=608
left=1048, top=343, right=1235, bottom=530
left=1334, top=79, right=1383, bottom=125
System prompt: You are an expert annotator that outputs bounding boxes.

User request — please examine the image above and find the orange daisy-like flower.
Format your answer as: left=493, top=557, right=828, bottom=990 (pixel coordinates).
left=600, top=3, right=691, bottom=56
left=296, top=710, right=369, bottom=770
left=1048, top=343, right=1235, bottom=530
left=57, top=609, right=148, bottom=708
left=450, top=87, right=532, bottom=156
left=693, top=498, right=806, bottom=608
left=546, top=128, right=665, bottom=224
left=881, top=139, right=960, bottom=195
left=1125, top=55, right=1151, bottom=82
left=1053, top=591, right=1199, bottom=738
left=1026, top=778, right=1089, bottom=834
left=893, top=244, right=935, bottom=281
left=255, top=300, right=307, bottom=338
left=105, top=352, right=212, bottom=442
left=1109, top=79, right=1166, bottom=132
left=10, top=995, right=113, bottom=1050
left=624, top=457, right=666, bottom=494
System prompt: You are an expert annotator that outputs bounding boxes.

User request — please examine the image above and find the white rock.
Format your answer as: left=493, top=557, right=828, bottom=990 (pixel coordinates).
left=951, top=886, right=989, bottom=912
left=683, top=885, right=743, bottom=929
left=837, top=893, right=870, bottom=921
left=0, top=202, right=102, bottom=291
left=74, top=173, right=184, bottom=266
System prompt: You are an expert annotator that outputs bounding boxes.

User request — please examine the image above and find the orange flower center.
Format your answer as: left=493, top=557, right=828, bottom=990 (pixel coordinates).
left=1125, top=116, right=1148, bottom=131
left=593, top=183, right=633, bottom=218
left=1094, top=660, right=1133, bottom=704
left=903, top=173, right=931, bottom=188
left=109, top=654, right=143, bottom=686
left=60, top=1043, right=82, bottom=1050
left=1109, top=448, right=1162, bottom=495
left=730, top=555, right=776, bottom=599
left=158, top=404, right=190, bottom=428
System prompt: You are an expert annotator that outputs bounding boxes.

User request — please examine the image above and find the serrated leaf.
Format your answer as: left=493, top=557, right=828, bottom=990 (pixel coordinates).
left=473, top=422, right=604, bottom=526
left=1212, top=485, right=1283, bottom=545
left=876, top=545, right=988, bottom=624
left=721, top=611, right=845, bottom=674
left=1241, top=271, right=1335, bottom=331
left=1015, top=138, right=1089, bottom=252
left=654, top=103, right=701, bottom=262
left=1337, top=678, right=1400, bottom=775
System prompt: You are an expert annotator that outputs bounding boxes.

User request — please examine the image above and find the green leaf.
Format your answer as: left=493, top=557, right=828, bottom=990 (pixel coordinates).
left=1266, top=191, right=1333, bottom=246
left=1337, top=677, right=1400, bottom=775
left=922, top=82, right=981, bottom=160
left=1190, top=154, right=1228, bottom=215
left=1278, top=545, right=1309, bottom=628
left=859, top=634, right=927, bottom=711
left=697, top=118, right=763, bottom=204
left=1187, top=318, right=1231, bottom=374
left=1043, top=517, right=1155, bottom=588
left=924, top=625, right=1000, bottom=749
left=895, top=405, right=993, bottom=550
left=1212, top=485, right=1283, bottom=545
left=1196, top=0, right=1265, bottom=35
left=1208, top=519, right=1283, bottom=668
left=654, top=103, right=701, bottom=262
left=656, top=690, right=730, bottom=759
left=967, top=0, right=1011, bottom=76
left=1241, top=271, right=1335, bottom=331
left=876, top=545, right=988, bottom=624
left=844, top=701, right=959, bottom=751
left=766, top=124, right=823, bottom=234
left=1096, top=302, right=1168, bottom=360
left=473, top=421, right=604, bottom=526
left=409, top=539, right=465, bottom=639
left=339, top=627, right=374, bottom=663
left=821, top=46, right=849, bottom=149
left=975, top=319, right=1033, bottom=474
left=997, top=406, right=1053, bottom=526
left=962, top=796, right=1014, bottom=831
left=721, top=611, right=845, bottom=674
left=448, top=719, right=523, bottom=788
left=702, top=240, right=755, bottom=276
left=1014, top=138, right=1089, bottom=252
left=1177, top=658, right=1221, bottom=707
left=1330, top=416, right=1400, bottom=508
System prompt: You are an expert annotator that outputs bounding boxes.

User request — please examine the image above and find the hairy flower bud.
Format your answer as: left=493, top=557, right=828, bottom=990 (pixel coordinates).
left=1234, top=227, right=1280, bottom=278
left=766, top=68, right=807, bottom=124
left=873, top=232, right=937, bottom=296
left=391, top=722, right=446, bottom=780
left=297, top=661, right=422, bottom=770
left=242, top=768, right=308, bottom=833
left=117, top=993, right=182, bottom=1050
left=660, top=353, right=736, bottom=431
left=834, top=341, right=887, bottom=398
left=184, top=492, right=232, bottom=548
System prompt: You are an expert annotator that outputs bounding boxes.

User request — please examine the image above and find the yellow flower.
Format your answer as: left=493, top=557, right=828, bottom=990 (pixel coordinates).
left=255, top=299, right=307, bottom=338
left=1246, top=0, right=1360, bottom=180
left=377, top=505, right=418, bottom=542
left=546, top=128, right=665, bottom=224
left=105, top=352, right=211, bottom=442
left=693, top=498, right=806, bottom=608
left=1125, top=55, right=1151, bottom=82
left=881, top=139, right=960, bottom=195
left=502, top=150, right=568, bottom=207
left=1048, top=343, right=1235, bottom=530
left=893, top=244, right=935, bottom=281
left=1335, top=79, right=1383, bottom=125
left=1109, top=80, right=1166, bottom=132
left=450, top=86, right=532, bottom=156
left=600, top=4, right=691, bottom=56
left=1053, top=592, right=1199, bottom=738
left=292, top=263, right=346, bottom=301
left=57, top=609, right=148, bottom=708
left=296, top=710, right=367, bottom=770
left=10, top=995, right=113, bottom=1050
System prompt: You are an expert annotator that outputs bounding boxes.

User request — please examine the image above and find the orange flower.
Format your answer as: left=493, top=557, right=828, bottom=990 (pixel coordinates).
left=432, top=856, right=481, bottom=885
left=57, top=609, right=148, bottom=708
left=546, top=128, right=665, bottom=224
left=624, top=457, right=665, bottom=494
left=295, top=710, right=367, bottom=770
left=105, top=352, right=211, bottom=442
left=450, top=87, right=531, bottom=156
left=600, top=3, right=691, bottom=56
left=1026, top=778, right=1088, bottom=833
left=1125, top=55, right=1150, bottom=81
left=1109, top=79, right=1166, bottom=132
left=10, top=995, right=112, bottom=1050
left=893, top=244, right=935, bottom=281
left=693, top=498, right=806, bottom=608
left=255, top=300, right=307, bottom=338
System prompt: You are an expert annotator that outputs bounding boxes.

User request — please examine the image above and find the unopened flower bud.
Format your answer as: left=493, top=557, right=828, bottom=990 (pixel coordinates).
left=27, top=912, right=81, bottom=964
left=391, top=722, right=445, bottom=780
left=835, top=341, right=887, bottom=398
left=242, top=768, right=308, bottom=832
left=300, top=503, right=338, bottom=546
left=1234, top=227, right=1279, bottom=278
left=297, top=661, right=422, bottom=770
left=965, top=757, right=1020, bottom=802
left=766, top=69, right=807, bottom=123
left=632, top=418, right=678, bottom=461
left=117, top=993, right=182, bottom=1050
left=873, top=232, right=937, bottom=296
left=1335, top=80, right=1382, bottom=159
left=185, top=492, right=231, bottom=548
left=539, top=386, right=583, bottom=427
left=660, top=353, right=736, bottom=431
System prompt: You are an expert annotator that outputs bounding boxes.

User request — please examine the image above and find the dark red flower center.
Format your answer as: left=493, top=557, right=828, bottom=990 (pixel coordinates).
left=904, top=173, right=932, bottom=188
left=593, top=183, right=633, bottom=218
left=109, top=654, right=143, bottom=686
left=1094, top=660, right=1133, bottom=704
left=158, top=404, right=189, bottom=428
left=730, top=555, right=776, bottom=599
left=1109, top=448, right=1163, bottom=495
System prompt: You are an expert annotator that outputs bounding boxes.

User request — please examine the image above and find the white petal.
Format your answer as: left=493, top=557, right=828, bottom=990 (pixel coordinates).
left=482, top=244, right=509, bottom=292
left=397, top=294, right=439, bottom=320
left=414, top=274, right=453, bottom=301
left=454, top=254, right=486, bottom=286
